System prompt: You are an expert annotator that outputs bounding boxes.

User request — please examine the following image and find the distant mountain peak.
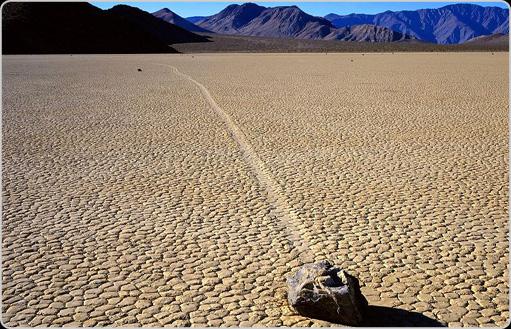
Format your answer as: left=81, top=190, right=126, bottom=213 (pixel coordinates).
left=273, top=5, right=302, bottom=12
left=152, top=7, right=211, bottom=33
left=157, top=8, right=172, bottom=13
left=109, top=4, right=208, bottom=44
left=241, top=3, right=264, bottom=8
left=223, top=2, right=264, bottom=12
left=274, top=5, right=299, bottom=9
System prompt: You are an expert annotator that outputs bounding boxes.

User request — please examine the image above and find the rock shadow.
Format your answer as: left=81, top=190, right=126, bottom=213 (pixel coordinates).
left=361, top=305, right=445, bottom=327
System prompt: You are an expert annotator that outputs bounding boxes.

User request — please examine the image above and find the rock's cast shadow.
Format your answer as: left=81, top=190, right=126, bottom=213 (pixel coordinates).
left=360, top=306, right=445, bottom=327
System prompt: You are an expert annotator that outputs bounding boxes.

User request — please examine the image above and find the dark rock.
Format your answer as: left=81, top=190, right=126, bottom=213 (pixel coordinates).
left=287, top=260, right=368, bottom=325
left=138, top=68, right=142, bottom=71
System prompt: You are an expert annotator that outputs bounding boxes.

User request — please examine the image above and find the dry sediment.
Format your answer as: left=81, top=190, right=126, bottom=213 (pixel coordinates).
left=2, top=53, right=509, bottom=327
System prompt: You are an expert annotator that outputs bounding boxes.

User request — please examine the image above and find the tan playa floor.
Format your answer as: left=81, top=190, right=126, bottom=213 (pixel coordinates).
left=2, top=53, right=509, bottom=327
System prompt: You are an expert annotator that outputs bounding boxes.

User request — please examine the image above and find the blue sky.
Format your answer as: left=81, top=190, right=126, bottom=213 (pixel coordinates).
left=91, top=1, right=508, bottom=17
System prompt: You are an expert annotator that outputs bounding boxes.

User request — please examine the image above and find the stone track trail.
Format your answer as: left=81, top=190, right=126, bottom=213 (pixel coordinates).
left=154, top=63, right=316, bottom=264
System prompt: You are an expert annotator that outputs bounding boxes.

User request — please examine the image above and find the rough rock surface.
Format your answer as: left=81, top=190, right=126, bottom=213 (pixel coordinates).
left=287, top=260, right=368, bottom=325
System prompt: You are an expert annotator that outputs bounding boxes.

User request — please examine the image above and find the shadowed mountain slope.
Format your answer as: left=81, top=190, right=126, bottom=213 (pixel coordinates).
left=107, top=5, right=208, bottom=44
left=325, top=3, right=509, bottom=44
left=152, top=8, right=211, bottom=33
left=2, top=2, right=177, bottom=54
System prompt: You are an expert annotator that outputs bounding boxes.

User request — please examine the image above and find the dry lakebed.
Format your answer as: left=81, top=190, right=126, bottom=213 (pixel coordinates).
left=2, top=53, right=509, bottom=327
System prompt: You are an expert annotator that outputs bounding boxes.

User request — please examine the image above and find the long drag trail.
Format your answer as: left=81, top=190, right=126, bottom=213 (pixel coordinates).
left=154, top=63, right=315, bottom=263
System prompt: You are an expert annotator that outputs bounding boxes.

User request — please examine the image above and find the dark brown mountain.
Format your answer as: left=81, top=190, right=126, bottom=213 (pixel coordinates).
left=152, top=8, right=211, bottom=33
left=2, top=2, right=177, bottom=54
left=108, top=5, right=208, bottom=44
left=197, top=3, right=412, bottom=42
left=2, top=3, right=210, bottom=54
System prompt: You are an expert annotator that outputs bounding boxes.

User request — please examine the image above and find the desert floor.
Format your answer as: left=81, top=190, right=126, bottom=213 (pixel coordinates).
left=2, top=53, right=509, bottom=327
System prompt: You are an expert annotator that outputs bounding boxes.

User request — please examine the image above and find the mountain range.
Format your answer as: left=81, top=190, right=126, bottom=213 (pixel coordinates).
left=2, top=1, right=508, bottom=55
left=324, top=3, right=508, bottom=44
left=182, top=3, right=508, bottom=44
left=184, top=3, right=413, bottom=42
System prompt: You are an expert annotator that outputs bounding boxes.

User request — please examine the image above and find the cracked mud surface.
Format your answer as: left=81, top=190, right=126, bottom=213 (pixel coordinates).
left=2, top=53, right=509, bottom=327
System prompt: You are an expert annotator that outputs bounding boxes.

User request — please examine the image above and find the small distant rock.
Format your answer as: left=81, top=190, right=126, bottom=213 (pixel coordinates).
left=287, top=260, right=368, bottom=325
left=138, top=68, right=142, bottom=72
